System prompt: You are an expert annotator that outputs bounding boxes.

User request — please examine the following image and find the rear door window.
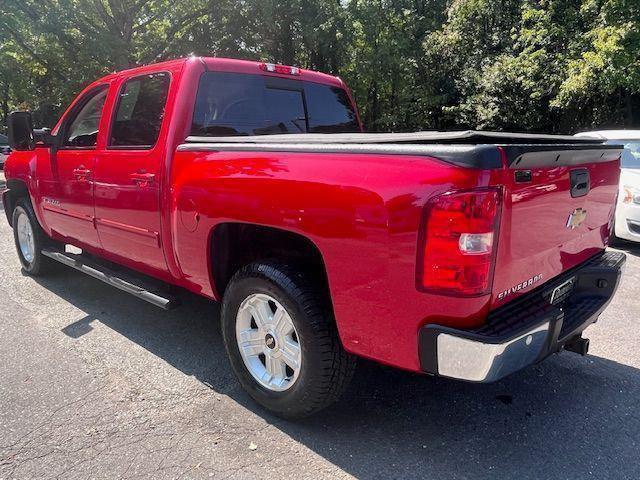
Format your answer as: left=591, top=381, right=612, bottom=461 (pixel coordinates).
left=110, top=72, right=170, bottom=148
left=191, top=72, right=359, bottom=136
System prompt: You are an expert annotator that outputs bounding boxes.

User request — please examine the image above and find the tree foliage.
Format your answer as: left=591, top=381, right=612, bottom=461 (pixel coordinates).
left=0, top=0, right=639, bottom=132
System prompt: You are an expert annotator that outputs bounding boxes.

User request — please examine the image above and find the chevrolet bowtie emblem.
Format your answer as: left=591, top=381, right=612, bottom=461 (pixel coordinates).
left=566, top=208, right=587, bottom=229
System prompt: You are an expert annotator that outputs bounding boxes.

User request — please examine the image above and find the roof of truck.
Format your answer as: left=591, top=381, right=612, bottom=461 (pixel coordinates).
left=95, top=56, right=344, bottom=87
left=200, top=57, right=344, bottom=87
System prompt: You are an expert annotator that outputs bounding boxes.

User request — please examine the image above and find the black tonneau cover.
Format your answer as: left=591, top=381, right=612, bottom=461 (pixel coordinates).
left=180, top=130, right=620, bottom=169
left=186, top=130, right=605, bottom=145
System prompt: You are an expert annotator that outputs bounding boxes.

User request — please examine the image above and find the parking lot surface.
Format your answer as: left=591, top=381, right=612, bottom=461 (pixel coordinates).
left=1, top=172, right=639, bottom=479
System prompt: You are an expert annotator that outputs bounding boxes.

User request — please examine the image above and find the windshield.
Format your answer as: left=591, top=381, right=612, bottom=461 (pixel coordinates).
left=607, top=140, right=640, bottom=169
left=191, top=72, right=359, bottom=136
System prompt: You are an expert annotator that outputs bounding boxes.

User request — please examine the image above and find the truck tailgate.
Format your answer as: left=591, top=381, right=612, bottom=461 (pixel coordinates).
left=491, top=145, right=622, bottom=308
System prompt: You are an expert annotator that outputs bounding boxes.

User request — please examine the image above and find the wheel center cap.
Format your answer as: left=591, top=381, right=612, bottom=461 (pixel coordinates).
left=265, top=333, right=277, bottom=350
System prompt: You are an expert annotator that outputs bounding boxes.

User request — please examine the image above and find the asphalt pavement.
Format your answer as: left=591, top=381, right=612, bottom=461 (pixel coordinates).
left=1, top=171, right=639, bottom=479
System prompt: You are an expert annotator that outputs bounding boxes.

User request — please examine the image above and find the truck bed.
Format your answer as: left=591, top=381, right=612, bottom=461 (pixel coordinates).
left=178, top=129, right=622, bottom=312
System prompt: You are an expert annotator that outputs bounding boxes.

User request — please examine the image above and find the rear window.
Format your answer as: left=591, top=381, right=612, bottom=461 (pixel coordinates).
left=191, top=72, right=359, bottom=136
left=0, top=134, right=7, bottom=145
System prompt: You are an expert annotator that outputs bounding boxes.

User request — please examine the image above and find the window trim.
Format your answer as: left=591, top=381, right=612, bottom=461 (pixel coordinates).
left=57, top=84, right=110, bottom=151
left=106, top=71, right=171, bottom=151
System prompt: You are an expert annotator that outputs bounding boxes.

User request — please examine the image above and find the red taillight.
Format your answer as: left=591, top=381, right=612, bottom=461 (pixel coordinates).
left=417, top=188, right=502, bottom=296
left=260, top=63, right=301, bottom=75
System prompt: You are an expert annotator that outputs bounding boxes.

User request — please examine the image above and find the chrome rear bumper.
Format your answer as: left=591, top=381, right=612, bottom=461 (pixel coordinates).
left=419, top=251, right=626, bottom=382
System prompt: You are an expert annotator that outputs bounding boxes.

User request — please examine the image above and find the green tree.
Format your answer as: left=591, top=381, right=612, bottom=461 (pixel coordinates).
left=0, top=0, right=639, bottom=133
left=554, top=0, right=640, bottom=128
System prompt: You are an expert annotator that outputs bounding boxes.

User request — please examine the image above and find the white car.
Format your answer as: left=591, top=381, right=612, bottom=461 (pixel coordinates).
left=576, top=130, right=640, bottom=243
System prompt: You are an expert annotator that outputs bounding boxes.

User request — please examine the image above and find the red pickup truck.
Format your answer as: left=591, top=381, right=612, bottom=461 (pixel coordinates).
left=4, top=57, right=626, bottom=418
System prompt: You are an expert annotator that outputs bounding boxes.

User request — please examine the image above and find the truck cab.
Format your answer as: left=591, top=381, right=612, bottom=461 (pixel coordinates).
left=5, top=58, right=361, bottom=281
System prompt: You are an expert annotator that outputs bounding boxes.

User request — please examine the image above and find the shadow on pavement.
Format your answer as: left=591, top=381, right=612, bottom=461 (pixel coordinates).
left=32, top=269, right=640, bottom=480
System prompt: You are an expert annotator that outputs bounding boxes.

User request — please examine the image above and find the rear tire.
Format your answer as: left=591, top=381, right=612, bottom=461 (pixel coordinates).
left=221, top=261, right=355, bottom=419
left=12, top=198, right=57, bottom=276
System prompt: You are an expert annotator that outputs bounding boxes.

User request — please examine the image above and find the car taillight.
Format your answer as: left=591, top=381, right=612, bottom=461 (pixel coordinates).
left=417, top=188, right=502, bottom=296
left=260, top=63, right=301, bottom=75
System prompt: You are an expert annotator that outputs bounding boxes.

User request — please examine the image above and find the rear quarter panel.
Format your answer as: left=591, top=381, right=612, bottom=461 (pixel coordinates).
left=170, top=149, right=503, bottom=371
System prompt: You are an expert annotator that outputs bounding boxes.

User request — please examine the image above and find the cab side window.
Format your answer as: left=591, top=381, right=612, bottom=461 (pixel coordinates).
left=63, top=86, right=108, bottom=148
left=110, top=72, right=170, bottom=148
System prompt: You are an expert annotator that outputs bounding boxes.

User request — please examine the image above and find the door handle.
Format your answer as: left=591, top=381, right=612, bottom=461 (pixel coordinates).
left=130, top=171, right=155, bottom=187
left=73, top=165, right=91, bottom=181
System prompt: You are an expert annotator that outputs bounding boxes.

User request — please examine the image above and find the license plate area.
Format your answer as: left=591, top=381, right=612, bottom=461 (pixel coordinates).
left=548, top=277, right=576, bottom=305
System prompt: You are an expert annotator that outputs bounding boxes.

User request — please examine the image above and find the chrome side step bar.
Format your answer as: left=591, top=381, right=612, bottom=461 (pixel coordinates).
left=42, top=248, right=180, bottom=310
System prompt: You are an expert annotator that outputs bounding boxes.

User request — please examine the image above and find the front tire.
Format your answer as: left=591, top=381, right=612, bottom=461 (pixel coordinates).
left=221, top=261, right=355, bottom=419
left=12, top=198, right=57, bottom=276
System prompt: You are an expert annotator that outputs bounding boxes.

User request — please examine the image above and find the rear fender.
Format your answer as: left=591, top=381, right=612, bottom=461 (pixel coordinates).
left=170, top=148, right=504, bottom=371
